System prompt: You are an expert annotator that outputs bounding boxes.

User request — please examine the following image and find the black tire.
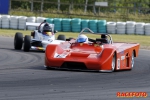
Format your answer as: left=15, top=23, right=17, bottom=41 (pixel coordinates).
left=14, top=32, right=23, bottom=50
left=57, top=35, right=66, bottom=40
left=23, top=35, right=31, bottom=52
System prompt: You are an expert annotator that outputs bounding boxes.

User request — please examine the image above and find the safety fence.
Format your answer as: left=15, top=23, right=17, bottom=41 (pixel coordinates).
left=0, top=15, right=150, bottom=35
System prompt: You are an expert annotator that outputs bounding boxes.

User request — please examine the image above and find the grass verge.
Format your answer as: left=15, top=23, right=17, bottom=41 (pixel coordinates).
left=0, top=29, right=150, bottom=49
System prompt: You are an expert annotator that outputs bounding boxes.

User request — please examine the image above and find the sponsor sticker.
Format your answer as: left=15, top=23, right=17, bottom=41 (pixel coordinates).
left=88, top=54, right=97, bottom=58
left=54, top=51, right=69, bottom=58
left=120, top=50, right=124, bottom=55
left=48, top=39, right=53, bottom=42
left=37, top=47, right=44, bottom=50
left=117, top=92, right=148, bottom=98
left=121, top=56, right=125, bottom=60
left=117, top=59, right=120, bottom=69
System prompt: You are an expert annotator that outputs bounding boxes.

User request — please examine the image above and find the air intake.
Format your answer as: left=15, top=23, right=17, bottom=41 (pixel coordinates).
left=61, top=62, right=87, bottom=70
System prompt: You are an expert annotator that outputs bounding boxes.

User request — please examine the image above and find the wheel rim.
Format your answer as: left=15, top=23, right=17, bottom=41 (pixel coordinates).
left=112, top=55, right=116, bottom=71
left=131, top=52, right=134, bottom=68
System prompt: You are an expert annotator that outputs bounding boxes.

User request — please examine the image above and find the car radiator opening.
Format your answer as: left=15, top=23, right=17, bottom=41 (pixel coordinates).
left=61, top=62, right=87, bottom=70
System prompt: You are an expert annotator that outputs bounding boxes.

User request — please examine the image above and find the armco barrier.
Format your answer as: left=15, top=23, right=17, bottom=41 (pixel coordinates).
left=0, top=15, right=150, bottom=35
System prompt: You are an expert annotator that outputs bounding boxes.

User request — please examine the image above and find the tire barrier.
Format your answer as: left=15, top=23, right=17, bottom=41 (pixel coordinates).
left=1, top=15, right=10, bottom=29
left=116, top=22, right=126, bottom=34
left=81, top=19, right=89, bottom=32
left=135, top=22, right=145, bottom=35
left=62, top=18, right=71, bottom=32
left=145, top=23, right=150, bottom=35
left=88, top=20, right=98, bottom=33
left=97, top=20, right=107, bottom=33
left=107, top=22, right=116, bottom=34
left=10, top=16, right=18, bottom=29
left=18, top=16, right=27, bottom=30
left=0, top=15, right=150, bottom=35
left=0, top=15, right=1, bottom=28
left=46, top=18, right=53, bottom=24
left=36, top=17, right=46, bottom=23
left=26, top=16, right=36, bottom=30
left=71, top=18, right=81, bottom=32
left=53, top=18, right=62, bottom=31
left=126, top=21, right=136, bottom=34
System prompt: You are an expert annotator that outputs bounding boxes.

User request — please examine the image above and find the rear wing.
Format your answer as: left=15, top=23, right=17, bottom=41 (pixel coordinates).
left=25, top=22, right=55, bottom=31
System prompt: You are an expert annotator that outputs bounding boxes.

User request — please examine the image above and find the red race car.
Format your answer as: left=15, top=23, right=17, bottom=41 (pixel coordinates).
left=44, top=28, right=140, bottom=72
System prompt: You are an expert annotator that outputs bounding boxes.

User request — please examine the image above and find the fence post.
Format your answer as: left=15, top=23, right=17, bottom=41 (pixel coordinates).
left=31, top=0, right=34, bottom=12
left=58, top=0, right=60, bottom=11
left=9, top=0, right=12, bottom=14
left=41, top=0, right=44, bottom=16
left=84, top=0, right=88, bottom=13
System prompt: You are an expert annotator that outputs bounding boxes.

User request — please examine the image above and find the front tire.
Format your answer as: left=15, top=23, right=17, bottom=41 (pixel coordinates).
left=111, top=53, right=116, bottom=72
left=14, top=32, right=23, bottom=50
left=57, top=35, right=66, bottom=40
left=131, top=51, right=135, bottom=69
left=23, top=35, right=31, bottom=52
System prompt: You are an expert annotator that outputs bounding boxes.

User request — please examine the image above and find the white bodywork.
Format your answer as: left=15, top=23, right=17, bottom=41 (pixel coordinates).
left=26, top=22, right=65, bottom=51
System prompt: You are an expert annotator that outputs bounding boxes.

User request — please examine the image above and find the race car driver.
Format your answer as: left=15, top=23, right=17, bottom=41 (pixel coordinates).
left=76, top=34, right=89, bottom=43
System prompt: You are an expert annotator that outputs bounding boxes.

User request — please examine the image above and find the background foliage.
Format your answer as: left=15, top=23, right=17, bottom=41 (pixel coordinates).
left=10, top=0, right=150, bottom=22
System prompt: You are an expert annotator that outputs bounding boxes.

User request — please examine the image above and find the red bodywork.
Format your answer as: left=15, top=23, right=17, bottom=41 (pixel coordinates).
left=45, top=39, right=139, bottom=72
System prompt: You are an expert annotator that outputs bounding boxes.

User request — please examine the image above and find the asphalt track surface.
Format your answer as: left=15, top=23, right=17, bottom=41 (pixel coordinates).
left=0, top=36, right=150, bottom=100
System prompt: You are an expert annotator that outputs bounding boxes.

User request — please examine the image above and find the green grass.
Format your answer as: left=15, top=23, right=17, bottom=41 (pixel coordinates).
left=0, top=29, right=150, bottom=49
left=10, top=10, right=150, bottom=22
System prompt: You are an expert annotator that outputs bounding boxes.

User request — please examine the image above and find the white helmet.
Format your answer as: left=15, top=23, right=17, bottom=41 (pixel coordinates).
left=76, top=34, right=88, bottom=43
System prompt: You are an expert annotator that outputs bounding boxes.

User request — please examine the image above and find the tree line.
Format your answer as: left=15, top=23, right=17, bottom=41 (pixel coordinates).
left=11, top=0, right=150, bottom=14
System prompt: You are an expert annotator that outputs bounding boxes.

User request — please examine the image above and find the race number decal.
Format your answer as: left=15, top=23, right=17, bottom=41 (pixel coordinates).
left=48, top=39, right=53, bottom=42
left=117, top=59, right=120, bottom=69
left=54, top=52, right=69, bottom=58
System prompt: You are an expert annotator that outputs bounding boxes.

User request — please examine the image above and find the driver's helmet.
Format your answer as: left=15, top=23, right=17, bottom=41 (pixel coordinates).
left=42, top=23, right=53, bottom=36
left=76, top=34, right=88, bottom=43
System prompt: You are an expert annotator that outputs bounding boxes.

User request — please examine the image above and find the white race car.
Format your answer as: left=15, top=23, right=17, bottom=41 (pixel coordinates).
left=14, top=21, right=66, bottom=52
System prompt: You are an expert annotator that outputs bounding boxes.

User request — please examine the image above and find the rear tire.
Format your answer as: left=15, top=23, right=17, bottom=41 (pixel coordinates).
left=57, top=35, right=66, bottom=40
left=23, top=35, right=31, bottom=52
left=14, top=32, right=23, bottom=50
